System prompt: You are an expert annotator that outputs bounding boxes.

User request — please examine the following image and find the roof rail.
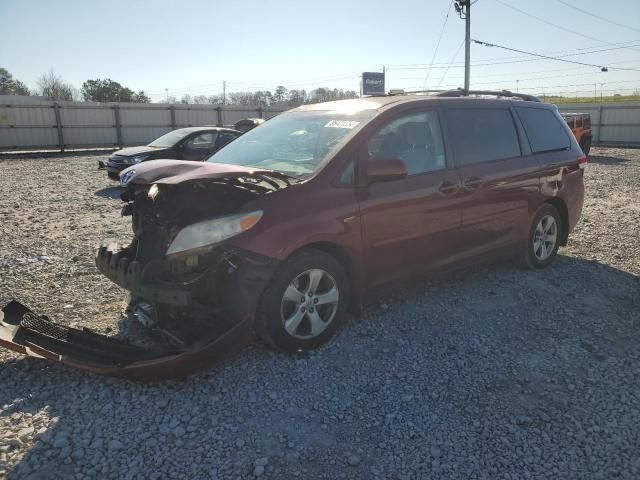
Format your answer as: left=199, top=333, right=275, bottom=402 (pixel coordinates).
left=435, top=89, right=541, bottom=102
left=388, top=89, right=448, bottom=96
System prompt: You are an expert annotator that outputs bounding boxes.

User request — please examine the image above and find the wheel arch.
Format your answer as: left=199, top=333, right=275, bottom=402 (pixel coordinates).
left=544, top=197, right=569, bottom=246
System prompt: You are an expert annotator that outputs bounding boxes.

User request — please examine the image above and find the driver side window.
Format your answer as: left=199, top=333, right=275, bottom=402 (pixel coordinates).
left=184, top=132, right=217, bottom=150
left=367, top=111, right=446, bottom=175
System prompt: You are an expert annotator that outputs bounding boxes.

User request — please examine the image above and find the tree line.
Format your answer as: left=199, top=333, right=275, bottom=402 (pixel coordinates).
left=1, top=67, right=358, bottom=107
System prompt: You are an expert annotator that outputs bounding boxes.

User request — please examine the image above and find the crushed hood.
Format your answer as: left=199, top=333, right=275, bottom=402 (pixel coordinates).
left=122, top=160, right=282, bottom=186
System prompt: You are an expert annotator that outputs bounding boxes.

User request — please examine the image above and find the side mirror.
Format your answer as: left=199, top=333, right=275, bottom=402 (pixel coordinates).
left=367, top=158, right=407, bottom=183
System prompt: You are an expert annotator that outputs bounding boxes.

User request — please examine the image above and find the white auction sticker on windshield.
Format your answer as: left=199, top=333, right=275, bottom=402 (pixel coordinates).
left=324, top=120, right=360, bottom=129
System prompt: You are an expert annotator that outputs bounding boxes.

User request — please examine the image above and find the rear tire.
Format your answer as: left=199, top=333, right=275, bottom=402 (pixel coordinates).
left=520, top=204, right=562, bottom=269
left=580, top=137, right=592, bottom=156
left=256, top=248, right=350, bottom=353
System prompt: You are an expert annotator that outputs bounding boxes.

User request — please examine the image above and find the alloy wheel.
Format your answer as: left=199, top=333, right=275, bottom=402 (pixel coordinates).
left=280, top=269, right=339, bottom=340
left=533, top=214, right=558, bottom=261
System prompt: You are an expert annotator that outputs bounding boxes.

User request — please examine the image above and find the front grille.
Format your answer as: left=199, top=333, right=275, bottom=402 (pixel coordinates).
left=22, top=313, right=69, bottom=341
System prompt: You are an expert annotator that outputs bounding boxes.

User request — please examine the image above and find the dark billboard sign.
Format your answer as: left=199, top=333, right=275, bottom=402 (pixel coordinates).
left=362, top=72, right=385, bottom=96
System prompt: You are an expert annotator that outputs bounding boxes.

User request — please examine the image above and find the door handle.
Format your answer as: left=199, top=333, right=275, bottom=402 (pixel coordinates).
left=462, top=177, right=482, bottom=190
left=438, top=181, right=460, bottom=196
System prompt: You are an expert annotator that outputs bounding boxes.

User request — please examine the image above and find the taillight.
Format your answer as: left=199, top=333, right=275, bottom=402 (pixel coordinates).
left=578, top=155, right=588, bottom=170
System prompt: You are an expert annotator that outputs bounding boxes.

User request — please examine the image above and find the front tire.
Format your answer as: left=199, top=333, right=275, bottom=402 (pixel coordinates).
left=521, top=204, right=562, bottom=269
left=256, top=248, right=350, bottom=353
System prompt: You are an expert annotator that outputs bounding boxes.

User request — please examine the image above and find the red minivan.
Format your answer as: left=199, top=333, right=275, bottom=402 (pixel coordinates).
left=0, top=90, right=586, bottom=379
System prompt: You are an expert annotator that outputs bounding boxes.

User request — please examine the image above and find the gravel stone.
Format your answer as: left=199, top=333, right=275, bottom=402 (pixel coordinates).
left=0, top=148, right=639, bottom=479
left=108, top=440, right=124, bottom=451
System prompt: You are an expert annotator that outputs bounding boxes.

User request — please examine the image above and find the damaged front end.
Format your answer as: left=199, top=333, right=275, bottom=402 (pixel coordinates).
left=1, top=161, right=291, bottom=380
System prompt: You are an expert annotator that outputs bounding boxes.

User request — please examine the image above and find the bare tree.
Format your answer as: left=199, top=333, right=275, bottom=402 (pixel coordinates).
left=36, top=70, right=74, bottom=101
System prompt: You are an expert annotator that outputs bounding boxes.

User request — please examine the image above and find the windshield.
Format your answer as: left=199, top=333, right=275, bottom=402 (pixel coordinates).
left=148, top=129, right=192, bottom=148
left=207, top=109, right=376, bottom=178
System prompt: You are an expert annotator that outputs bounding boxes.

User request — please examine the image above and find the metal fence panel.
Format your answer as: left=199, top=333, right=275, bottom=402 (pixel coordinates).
left=63, top=127, right=118, bottom=147
left=0, top=127, right=58, bottom=149
left=175, top=107, right=219, bottom=127
left=0, top=97, right=293, bottom=151
left=221, top=108, right=262, bottom=126
left=557, top=102, right=640, bottom=146
left=2, top=105, right=55, bottom=127
left=120, top=106, right=171, bottom=126
left=8, top=96, right=638, bottom=150
left=60, top=106, right=113, bottom=127
left=121, top=126, right=172, bottom=145
left=600, top=126, right=640, bottom=144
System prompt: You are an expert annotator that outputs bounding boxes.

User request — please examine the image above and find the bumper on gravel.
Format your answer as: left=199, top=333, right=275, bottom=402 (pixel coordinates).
left=0, top=298, right=253, bottom=381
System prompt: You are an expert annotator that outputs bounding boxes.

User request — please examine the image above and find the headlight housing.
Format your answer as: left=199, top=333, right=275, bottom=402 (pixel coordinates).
left=132, top=155, right=148, bottom=164
left=166, top=211, right=263, bottom=255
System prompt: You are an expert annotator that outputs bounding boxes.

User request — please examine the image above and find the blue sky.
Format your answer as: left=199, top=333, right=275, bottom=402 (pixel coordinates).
left=1, top=0, right=638, bottom=101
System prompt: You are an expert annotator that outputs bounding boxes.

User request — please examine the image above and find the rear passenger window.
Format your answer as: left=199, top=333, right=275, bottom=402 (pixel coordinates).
left=447, top=108, right=520, bottom=165
left=516, top=107, right=571, bottom=153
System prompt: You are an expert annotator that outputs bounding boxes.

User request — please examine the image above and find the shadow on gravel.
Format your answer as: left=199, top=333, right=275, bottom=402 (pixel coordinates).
left=588, top=154, right=628, bottom=166
left=94, top=186, right=125, bottom=199
left=1, top=255, right=639, bottom=479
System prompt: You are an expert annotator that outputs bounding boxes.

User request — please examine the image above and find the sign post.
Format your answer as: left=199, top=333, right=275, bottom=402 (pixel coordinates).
left=362, top=72, right=385, bottom=96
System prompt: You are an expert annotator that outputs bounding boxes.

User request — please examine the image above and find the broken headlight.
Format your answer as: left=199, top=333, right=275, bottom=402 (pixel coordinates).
left=166, top=211, right=263, bottom=255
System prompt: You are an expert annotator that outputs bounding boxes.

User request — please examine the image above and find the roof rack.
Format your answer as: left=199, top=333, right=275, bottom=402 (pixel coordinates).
left=435, top=89, right=541, bottom=102
left=388, top=89, right=447, bottom=96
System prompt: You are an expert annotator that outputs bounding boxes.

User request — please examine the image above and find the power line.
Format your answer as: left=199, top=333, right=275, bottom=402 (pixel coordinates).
left=386, top=43, right=640, bottom=71
left=555, top=0, right=640, bottom=34
left=423, top=1, right=454, bottom=88
left=493, top=0, right=637, bottom=46
left=386, top=40, right=640, bottom=68
left=435, top=39, right=466, bottom=89
left=473, top=39, right=614, bottom=70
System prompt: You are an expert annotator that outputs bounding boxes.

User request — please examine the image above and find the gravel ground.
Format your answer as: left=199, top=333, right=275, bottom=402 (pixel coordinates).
left=0, top=147, right=639, bottom=479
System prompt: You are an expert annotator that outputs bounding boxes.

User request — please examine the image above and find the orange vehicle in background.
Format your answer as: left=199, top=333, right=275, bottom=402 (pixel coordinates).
left=562, top=113, right=592, bottom=155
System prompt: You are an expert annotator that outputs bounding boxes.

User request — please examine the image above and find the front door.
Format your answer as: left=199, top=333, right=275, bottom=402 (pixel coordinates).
left=358, top=109, right=463, bottom=287
left=179, top=132, right=219, bottom=161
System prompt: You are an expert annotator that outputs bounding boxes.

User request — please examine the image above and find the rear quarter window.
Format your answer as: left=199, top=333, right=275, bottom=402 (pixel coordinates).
left=516, top=107, right=571, bottom=153
left=448, top=108, right=521, bottom=165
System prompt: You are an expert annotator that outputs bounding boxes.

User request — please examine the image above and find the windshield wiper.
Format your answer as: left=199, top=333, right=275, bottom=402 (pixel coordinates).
left=255, top=170, right=301, bottom=188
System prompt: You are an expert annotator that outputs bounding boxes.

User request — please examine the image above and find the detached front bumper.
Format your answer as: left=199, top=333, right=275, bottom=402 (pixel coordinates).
left=0, top=298, right=254, bottom=381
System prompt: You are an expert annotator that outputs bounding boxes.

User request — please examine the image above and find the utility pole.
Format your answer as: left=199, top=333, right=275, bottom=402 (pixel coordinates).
left=165, top=88, right=169, bottom=102
left=382, top=65, right=386, bottom=94
left=222, top=81, right=226, bottom=105
left=455, top=0, right=471, bottom=91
